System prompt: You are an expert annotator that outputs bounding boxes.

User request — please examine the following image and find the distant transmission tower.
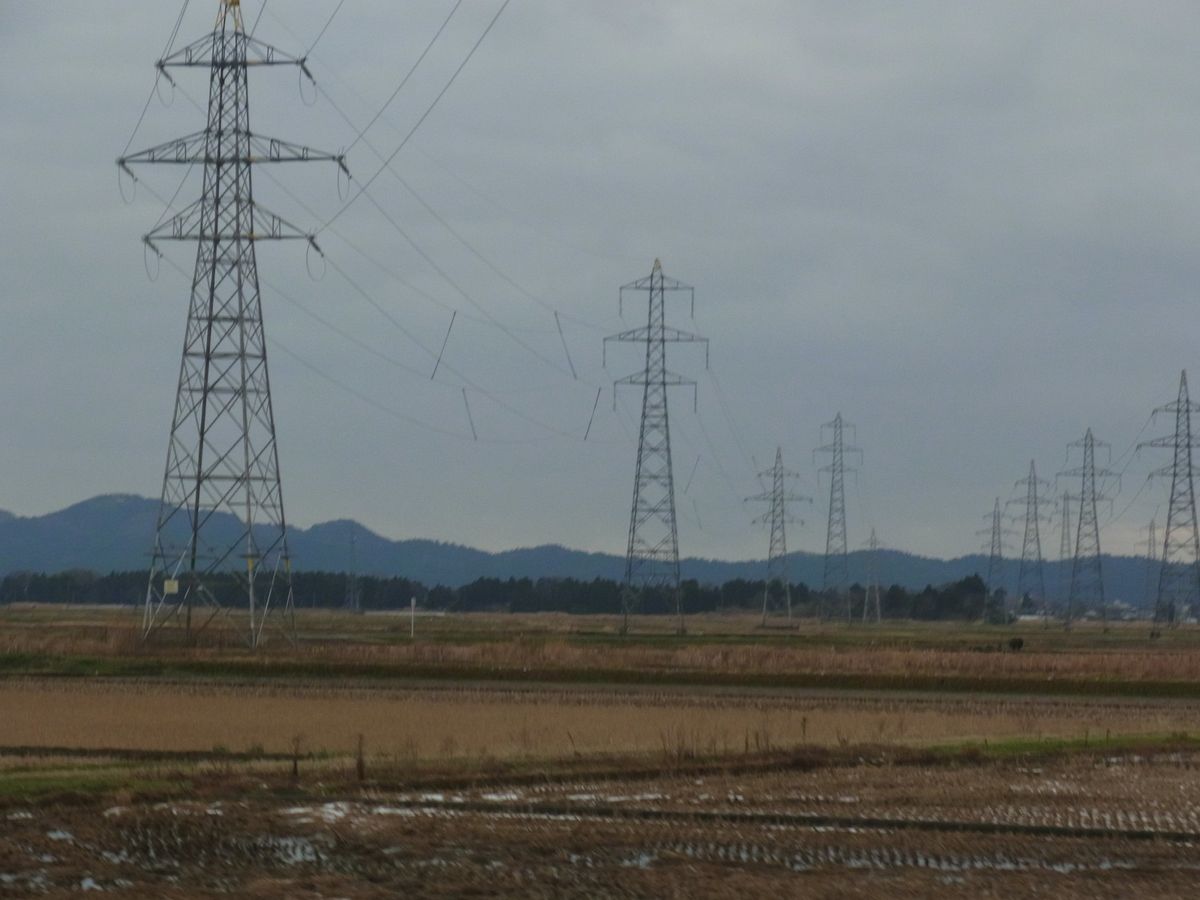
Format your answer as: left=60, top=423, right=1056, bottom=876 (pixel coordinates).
left=1058, top=429, right=1117, bottom=629
left=1009, top=460, right=1049, bottom=614
left=1140, top=517, right=1159, bottom=615
left=1057, top=491, right=1075, bottom=615
left=345, top=527, right=361, bottom=614
left=1139, top=371, right=1200, bottom=631
left=815, top=413, right=860, bottom=621
left=746, top=448, right=811, bottom=625
left=863, top=529, right=883, bottom=624
left=605, top=260, right=708, bottom=634
left=121, top=2, right=345, bottom=646
left=977, top=498, right=1012, bottom=615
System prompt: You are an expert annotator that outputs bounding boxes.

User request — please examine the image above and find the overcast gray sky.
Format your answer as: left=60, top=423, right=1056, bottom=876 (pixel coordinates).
left=2, top=1, right=1198, bottom=562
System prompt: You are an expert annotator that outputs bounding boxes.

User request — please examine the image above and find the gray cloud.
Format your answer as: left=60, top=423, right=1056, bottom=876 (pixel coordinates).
left=1, top=2, right=1197, bottom=566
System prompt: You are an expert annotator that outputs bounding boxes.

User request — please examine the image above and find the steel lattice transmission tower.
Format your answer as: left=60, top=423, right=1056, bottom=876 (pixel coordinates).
left=1056, top=490, right=1075, bottom=615
left=1140, top=517, right=1159, bottom=614
left=1058, top=429, right=1117, bottom=630
left=863, top=529, right=883, bottom=624
left=345, top=526, right=361, bottom=615
left=120, top=1, right=346, bottom=646
left=746, top=448, right=810, bottom=625
left=1139, top=371, right=1200, bottom=631
left=604, top=260, right=708, bottom=634
left=977, top=498, right=1013, bottom=614
left=1009, top=460, right=1049, bottom=613
left=815, top=413, right=859, bottom=621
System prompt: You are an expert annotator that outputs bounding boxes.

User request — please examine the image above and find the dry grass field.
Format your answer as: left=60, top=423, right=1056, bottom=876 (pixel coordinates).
left=3, top=604, right=1200, bottom=896
left=2, top=678, right=1199, bottom=760
left=6, top=605, right=1200, bottom=694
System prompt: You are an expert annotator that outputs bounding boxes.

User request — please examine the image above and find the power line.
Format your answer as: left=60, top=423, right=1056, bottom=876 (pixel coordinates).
left=119, top=0, right=192, bottom=158
left=343, top=0, right=464, bottom=155
left=248, top=6, right=614, bottom=381
left=305, top=0, right=349, bottom=56
left=288, top=44, right=596, bottom=376
left=322, top=0, right=512, bottom=231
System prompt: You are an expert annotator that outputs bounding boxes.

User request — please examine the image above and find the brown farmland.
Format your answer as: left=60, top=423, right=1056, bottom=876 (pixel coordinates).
left=3, top=677, right=1200, bottom=759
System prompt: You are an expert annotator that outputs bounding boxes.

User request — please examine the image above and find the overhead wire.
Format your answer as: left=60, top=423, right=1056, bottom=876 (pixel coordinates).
left=249, top=1, right=268, bottom=37
left=120, top=0, right=192, bottom=158
left=167, top=61, right=591, bottom=374
left=134, top=138, right=591, bottom=445
left=163, top=77, right=594, bottom=418
left=321, top=0, right=512, bottom=232
left=706, top=367, right=762, bottom=481
left=413, top=144, right=644, bottom=269
left=342, top=0, right=464, bottom=155
left=153, top=250, right=468, bottom=439
left=262, top=0, right=623, bottom=397
left=156, top=248, right=604, bottom=446
left=132, top=2, right=628, bottom=446
left=284, top=32, right=600, bottom=371
left=304, top=0, right=348, bottom=56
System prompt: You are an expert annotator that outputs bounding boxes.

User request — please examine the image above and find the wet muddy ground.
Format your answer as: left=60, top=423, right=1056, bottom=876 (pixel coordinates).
left=3, top=750, right=1200, bottom=897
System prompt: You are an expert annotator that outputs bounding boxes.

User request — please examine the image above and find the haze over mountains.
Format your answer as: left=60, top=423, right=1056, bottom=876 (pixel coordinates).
left=0, top=494, right=1156, bottom=605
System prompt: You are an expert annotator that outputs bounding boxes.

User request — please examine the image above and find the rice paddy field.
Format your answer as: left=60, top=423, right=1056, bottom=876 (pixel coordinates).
left=3, top=604, right=1200, bottom=896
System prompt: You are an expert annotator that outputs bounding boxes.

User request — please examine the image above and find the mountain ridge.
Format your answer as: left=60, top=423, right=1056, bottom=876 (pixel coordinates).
left=0, top=494, right=1154, bottom=603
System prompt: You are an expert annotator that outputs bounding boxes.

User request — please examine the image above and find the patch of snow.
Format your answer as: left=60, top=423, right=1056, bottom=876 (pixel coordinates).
left=318, top=802, right=350, bottom=823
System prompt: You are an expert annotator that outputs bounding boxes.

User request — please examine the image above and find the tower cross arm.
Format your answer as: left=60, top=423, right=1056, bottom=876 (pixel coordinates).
left=755, top=463, right=805, bottom=480
left=120, top=131, right=348, bottom=174
left=745, top=490, right=812, bottom=503
left=159, top=33, right=313, bottom=77
left=613, top=370, right=697, bottom=390
left=605, top=325, right=708, bottom=345
left=751, top=511, right=806, bottom=526
left=1014, top=475, right=1051, bottom=489
left=603, top=326, right=709, bottom=368
left=620, top=274, right=694, bottom=292
left=1057, top=464, right=1120, bottom=483
left=1139, top=434, right=1200, bottom=451
left=613, top=370, right=697, bottom=412
left=1151, top=398, right=1200, bottom=416
left=815, top=440, right=863, bottom=457
left=143, top=199, right=321, bottom=252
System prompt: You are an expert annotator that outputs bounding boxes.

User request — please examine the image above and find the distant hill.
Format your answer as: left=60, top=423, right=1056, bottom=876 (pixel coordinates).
left=0, top=494, right=1156, bottom=605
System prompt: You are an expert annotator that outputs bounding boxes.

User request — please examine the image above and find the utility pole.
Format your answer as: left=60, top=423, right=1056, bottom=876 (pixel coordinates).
left=815, top=414, right=860, bottom=622
left=863, top=529, right=883, bottom=624
left=1058, top=429, right=1117, bottom=630
left=605, top=260, right=709, bottom=635
left=1008, top=460, right=1049, bottom=616
left=121, top=1, right=346, bottom=648
left=746, top=448, right=811, bottom=625
left=1139, top=371, right=1200, bottom=632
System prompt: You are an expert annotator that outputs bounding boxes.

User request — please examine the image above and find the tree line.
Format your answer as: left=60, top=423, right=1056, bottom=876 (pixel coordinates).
left=0, top=569, right=997, bottom=621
